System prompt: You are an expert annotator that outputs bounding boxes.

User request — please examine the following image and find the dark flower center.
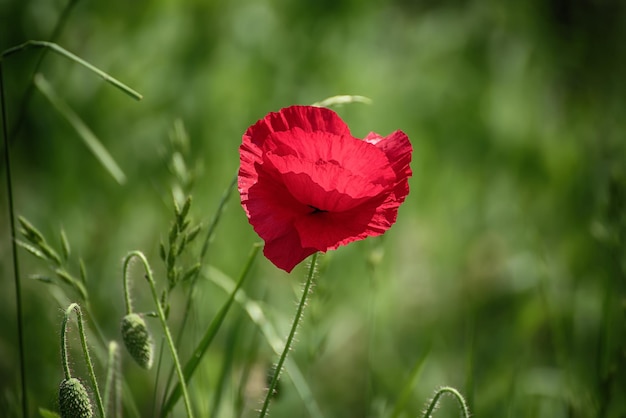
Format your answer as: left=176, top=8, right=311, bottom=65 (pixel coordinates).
left=308, top=205, right=327, bottom=214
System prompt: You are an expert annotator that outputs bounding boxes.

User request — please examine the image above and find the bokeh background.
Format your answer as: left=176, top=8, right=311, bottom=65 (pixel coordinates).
left=1, top=0, right=626, bottom=417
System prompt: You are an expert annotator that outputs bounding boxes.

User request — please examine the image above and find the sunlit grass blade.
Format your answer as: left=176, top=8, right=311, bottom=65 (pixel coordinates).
left=205, top=264, right=324, bottom=418
left=33, top=73, right=127, bottom=185
left=2, top=41, right=142, bottom=101
left=312, top=95, right=372, bottom=107
left=161, top=244, right=261, bottom=417
left=388, top=345, right=431, bottom=418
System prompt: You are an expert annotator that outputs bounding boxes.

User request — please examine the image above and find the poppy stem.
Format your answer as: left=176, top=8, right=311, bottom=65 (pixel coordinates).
left=421, top=386, right=470, bottom=418
left=61, top=303, right=106, bottom=418
left=123, top=251, right=195, bottom=418
left=258, top=252, right=319, bottom=418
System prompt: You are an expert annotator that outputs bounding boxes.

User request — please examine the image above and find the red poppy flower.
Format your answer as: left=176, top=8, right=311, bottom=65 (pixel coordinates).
left=238, top=105, right=412, bottom=272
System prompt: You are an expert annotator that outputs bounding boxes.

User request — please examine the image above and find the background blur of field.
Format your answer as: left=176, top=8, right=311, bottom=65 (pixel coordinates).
left=1, top=0, right=626, bottom=417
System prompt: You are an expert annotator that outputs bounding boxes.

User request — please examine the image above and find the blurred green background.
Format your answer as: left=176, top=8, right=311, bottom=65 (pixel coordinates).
left=2, top=0, right=626, bottom=417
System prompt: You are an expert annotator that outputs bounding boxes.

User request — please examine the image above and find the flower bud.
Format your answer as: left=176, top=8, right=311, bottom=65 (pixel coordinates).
left=59, top=377, right=93, bottom=418
left=121, top=313, right=154, bottom=369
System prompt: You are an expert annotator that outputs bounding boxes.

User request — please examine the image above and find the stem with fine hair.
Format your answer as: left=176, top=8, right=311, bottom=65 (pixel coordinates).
left=422, top=386, right=470, bottom=418
left=61, top=303, right=106, bottom=418
left=259, top=252, right=319, bottom=418
left=0, top=61, right=27, bottom=418
left=122, top=251, right=194, bottom=418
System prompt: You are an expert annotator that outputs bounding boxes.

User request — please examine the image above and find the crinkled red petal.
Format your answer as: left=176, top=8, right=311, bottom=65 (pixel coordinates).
left=244, top=106, right=351, bottom=148
left=238, top=105, right=413, bottom=272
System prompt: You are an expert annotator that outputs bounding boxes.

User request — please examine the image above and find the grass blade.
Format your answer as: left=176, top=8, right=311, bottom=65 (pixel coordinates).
left=388, top=345, right=431, bottom=418
left=2, top=41, right=142, bottom=101
left=205, top=265, right=324, bottom=418
left=161, top=244, right=260, bottom=417
left=34, top=73, right=127, bottom=184
left=312, top=95, right=372, bottom=107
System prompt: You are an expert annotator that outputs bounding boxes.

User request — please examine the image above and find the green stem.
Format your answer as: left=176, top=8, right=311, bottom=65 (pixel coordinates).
left=123, top=251, right=194, bottom=418
left=161, top=243, right=260, bottom=417
left=1, top=41, right=143, bottom=101
left=162, top=174, right=237, bottom=402
left=104, top=341, right=120, bottom=418
left=0, top=61, right=28, bottom=418
left=122, top=254, right=134, bottom=315
left=62, top=303, right=106, bottom=418
left=258, top=252, right=319, bottom=418
left=34, top=73, right=127, bottom=185
left=422, top=386, right=470, bottom=418
left=9, top=0, right=81, bottom=140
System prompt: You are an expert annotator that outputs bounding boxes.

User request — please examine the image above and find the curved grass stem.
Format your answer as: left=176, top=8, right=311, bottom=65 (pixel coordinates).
left=9, top=0, right=82, bottom=140
left=422, top=386, right=470, bottom=418
left=258, top=252, right=319, bottom=418
left=2, top=41, right=142, bottom=101
left=161, top=243, right=261, bottom=417
left=62, top=303, right=106, bottom=418
left=123, top=251, right=194, bottom=418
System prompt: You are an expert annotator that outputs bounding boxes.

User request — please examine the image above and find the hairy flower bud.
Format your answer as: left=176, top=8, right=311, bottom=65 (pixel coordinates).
left=59, top=378, right=93, bottom=418
left=121, top=313, right=154, bottom=369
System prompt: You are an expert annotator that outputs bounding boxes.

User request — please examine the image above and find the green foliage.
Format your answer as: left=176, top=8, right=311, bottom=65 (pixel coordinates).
left=2, top=0, right=626, bottom=417
left=17, top=216, right=88, bottom=301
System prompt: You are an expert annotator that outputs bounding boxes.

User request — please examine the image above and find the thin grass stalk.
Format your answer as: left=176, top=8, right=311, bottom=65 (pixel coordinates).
left=205, top=265, right=324, bottom=418
left=2, top=41, right=142, bottom=101
left=9, top=0, right=81, bottom=140
left=104, top=341, right=121, bottom=418
left=62, top=303, right=106, bottom=418
left=177, top=174, right=238, bottom=336
left=235, top=322, right=262, bottom=418
left=388, top=346, right=430, bottom=418
left=123, top=251, right=194, bottom=418
left=152, top=339, right=166, bottom=416
left=161, top=243, right=260, bottom=417
left=34, top=73, right=127, bottom=184
left=161, top=174, right=237, bottom=403
left=365, top=263, right=378, bottom=410
left=0, top=61, right=28, bottom=418
left=258, top=252, right=319, bottom=418
left=210, top=310, right=245, bottom=418
left=86, top=300, right=142, bottom=418
left=464, top=310, right=476, bottom=412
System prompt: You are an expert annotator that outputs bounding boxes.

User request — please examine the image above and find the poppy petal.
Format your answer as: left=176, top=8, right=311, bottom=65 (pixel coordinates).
left=244, top=106, right=352, bottom=148
left=238, top=105, right=412, bottom=272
